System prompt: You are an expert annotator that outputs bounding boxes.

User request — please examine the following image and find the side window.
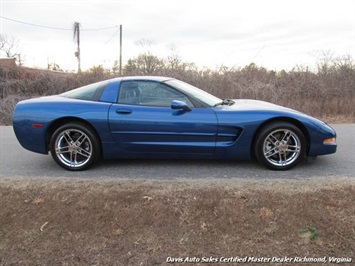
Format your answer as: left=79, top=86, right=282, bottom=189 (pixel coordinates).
left=61, top=80, right=108, bottom=101
left=118, top=81, right=194, bottom=107
left=118, top=81, right=141, bottom=104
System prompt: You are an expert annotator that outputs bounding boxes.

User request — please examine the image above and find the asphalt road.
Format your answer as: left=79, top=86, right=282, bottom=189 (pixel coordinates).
left=0, top=125, right=354, bottom=180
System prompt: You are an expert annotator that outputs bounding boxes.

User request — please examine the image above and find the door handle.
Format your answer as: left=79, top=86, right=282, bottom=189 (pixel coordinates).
left=116, top=109, right=132, bottom=114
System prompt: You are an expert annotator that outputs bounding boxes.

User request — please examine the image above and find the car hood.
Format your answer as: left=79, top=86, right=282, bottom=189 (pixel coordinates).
left=215, top=99, right=333, bottom=129
left=222, top=99, right=304, bottom=114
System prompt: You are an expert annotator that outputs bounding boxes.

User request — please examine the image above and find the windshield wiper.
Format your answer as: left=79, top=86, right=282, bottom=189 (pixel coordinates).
left=214, top=99, right=235, bottom=107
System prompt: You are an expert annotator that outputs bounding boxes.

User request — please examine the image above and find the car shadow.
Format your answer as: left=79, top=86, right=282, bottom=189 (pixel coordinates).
left=2, top=153, right=346, bottom=180
left=86, top=156, right=340, bottom=180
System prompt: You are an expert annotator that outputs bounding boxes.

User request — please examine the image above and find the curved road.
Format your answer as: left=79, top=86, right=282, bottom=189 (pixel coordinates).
left=0, top=125, right=354, bottom=180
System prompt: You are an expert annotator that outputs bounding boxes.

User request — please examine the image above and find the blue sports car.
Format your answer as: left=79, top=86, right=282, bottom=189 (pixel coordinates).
left=13, top=76, right=337, bottom=171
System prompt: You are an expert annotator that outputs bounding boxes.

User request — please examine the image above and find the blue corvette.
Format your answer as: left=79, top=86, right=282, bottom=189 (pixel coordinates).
left=13, top=76, right=337, bottom=171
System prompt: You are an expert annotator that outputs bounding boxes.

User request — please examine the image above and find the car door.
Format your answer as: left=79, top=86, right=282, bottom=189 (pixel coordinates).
left=108, top=80, right=218, bottom=154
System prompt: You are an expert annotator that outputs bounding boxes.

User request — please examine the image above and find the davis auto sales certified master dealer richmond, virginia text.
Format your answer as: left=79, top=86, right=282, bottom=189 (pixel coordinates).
left=166, top=256, right=352, bottom=263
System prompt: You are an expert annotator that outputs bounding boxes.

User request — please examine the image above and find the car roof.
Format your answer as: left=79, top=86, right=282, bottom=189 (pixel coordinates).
left=120, top=76, right=173, bottom=82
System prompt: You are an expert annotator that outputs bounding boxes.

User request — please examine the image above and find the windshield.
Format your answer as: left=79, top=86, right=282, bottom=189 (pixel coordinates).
left=164, top=79, right=221, bottom=107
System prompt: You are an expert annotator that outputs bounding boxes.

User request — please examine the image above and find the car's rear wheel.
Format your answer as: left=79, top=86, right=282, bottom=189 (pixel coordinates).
left=254, top=122, right=306, bottom=170
left=50, top=123, right=100, bottom=171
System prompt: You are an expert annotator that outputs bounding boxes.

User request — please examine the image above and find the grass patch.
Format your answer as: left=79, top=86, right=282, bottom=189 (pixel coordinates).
left=299, top=226, right=320, bottom=242
left=0, top=178, right=354, bottom=265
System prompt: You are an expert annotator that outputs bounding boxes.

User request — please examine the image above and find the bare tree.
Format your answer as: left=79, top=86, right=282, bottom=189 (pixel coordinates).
left=166, top=43, right=181, bottom=69
left=0, top=34, right=5, bottom=51
left=0, top=34, right=22, bottom=64
left=134, top=38, right=156, bottom=49
left=124, top=54, right=163, bottom=75
left=73, top=22, right=81, bottom=73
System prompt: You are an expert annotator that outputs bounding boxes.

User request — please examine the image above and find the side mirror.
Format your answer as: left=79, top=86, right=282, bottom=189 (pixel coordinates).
left=171, top=100, right=191, bottom=112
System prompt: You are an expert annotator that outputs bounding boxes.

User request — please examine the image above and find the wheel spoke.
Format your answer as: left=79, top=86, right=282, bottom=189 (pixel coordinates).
left=56, top=146, right=71, bottom=154
left=69, top=151, right=74, bottom=167
left=76, top=147, right=91, bottom=158
left=267, top=134, right=279, bottom=144
left=264, top=147, right=278, bottom=158
left=75, top=133, right=87, bottom=146
left=283, top=152, right=287, bottom=163
left=74, top=152, right=78, bottom=165
left=281, top=130, right=291, bottom=142
left=64, top=131, right=74, bottom=144
left=277, top=152, right=288, bottom=165
left=278, top=153, right=284, bottom=165
left=286, top=145, right=300, bottom=153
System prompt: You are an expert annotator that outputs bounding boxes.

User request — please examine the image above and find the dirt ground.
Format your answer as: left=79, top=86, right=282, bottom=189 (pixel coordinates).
left=0, top=177, right=354, bottom=265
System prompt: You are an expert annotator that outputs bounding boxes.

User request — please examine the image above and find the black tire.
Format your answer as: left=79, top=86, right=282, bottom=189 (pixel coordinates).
left=50, top=123, right=101, bottom=171
left=254, top=122, right=306, bottom=170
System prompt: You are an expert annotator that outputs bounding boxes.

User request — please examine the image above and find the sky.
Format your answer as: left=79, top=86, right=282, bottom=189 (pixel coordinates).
left=0, top=0, right=354, bottom=71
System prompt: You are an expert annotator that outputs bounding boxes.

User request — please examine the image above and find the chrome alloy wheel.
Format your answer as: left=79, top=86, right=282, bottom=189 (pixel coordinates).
left=263, top=129, right=301, bottom=167
left=54, top=129, right=93, bottom=168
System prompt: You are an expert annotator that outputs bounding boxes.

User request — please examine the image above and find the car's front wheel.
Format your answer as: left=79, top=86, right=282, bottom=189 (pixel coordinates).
left=254, top=122, right=306, bottom=170
left=50, top=123, right=100, bottom=171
